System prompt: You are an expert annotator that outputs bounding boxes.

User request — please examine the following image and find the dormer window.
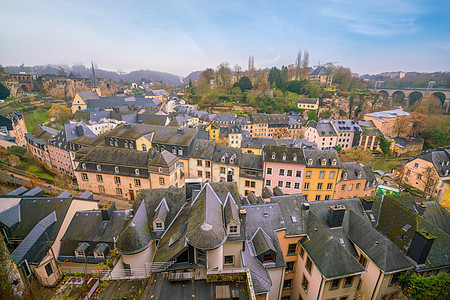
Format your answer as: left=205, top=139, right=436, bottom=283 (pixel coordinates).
left=229, top=225, right=238, bottom=234
left=282, top=154, right=286, bottom=160
left=178, top=147, right=183, bottom=155
left=159, top=167, right=163, bottom=173
left=343, top=173, right=348, bottom=179
left=331, top=159, right=337, bottom=166
left=358, top=172, right=362, bottom=178
left=172, top=147, right=176, bottom=154
left=221, top=154, right=227, bottom=162
left=308, top=159, right=313, bottom=165
left=82, top=163, right=86, bottom=170
left=271, top=153, right=276, bottom=159
left=75, top=242, right=89, bottom=258
left=293, top=155, right=297, bottom=162
left=155, top=222, right=163, bottom=230
left=321, top=159, right=327, bottom=166
left=446, top=170, right=449, bottom=176
left=135, top=169, right=140, bottom=175
left=97, top=165, right=101, bottom=171
left=115, top=166, right=119, bottom=173
left=93, top=243, right=108, bottom=259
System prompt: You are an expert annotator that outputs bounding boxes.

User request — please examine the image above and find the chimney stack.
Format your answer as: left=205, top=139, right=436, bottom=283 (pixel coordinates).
left=417, top=203, right=427, bottom=216
left=240, top=209, right=247, bottom=240
left=361, top=198, right=374, bottom=211
left=75, top=125, right=84, bottom=136
left=327, top=205, right=347, bottom=228
left=407, top=229, right=436, bottom=265
left=101, top=202, right=116, bottom=221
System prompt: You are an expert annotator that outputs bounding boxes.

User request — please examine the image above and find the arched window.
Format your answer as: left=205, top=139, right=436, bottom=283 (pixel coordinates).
left=308, top=159, right=313, bottom=165
left=321, top=159, right=327, bottom=166
left=82, top=163, right=86, bottom=170
left=331, top=159, right=337, bottom=166
left=135, top=169, right=140, bottom=175
left=178, top=147, right=183, bottom=155
left=115, top=166, right=119, bottom=173
left=293, top=154, right=297, bottom=161
left=159, top=167, right=163, bottom=173
left=97, top=165, right=101, bottom=171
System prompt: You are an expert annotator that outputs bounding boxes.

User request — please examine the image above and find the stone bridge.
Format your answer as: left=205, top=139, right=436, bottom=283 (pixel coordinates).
left=368, top=87, right=450, bottom=112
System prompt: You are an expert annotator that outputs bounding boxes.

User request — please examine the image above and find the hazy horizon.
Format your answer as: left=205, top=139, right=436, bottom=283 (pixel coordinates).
left=1, top=0, right=449, bottom=77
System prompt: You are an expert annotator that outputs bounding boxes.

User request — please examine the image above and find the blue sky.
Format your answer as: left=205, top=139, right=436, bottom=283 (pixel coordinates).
left=1, top=0, right=449, bottom=76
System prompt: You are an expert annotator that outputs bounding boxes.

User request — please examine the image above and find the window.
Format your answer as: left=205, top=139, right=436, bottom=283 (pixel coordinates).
left=305, top=256, right=313, bottom=274
left=94, top=251, right=104, bottom=259
left=308, top=159, right=313, bottom=165
left=267, top=167, right=272, bottom=175
left=331, top=279, right=340, bottom=290
left=417, top=174, right=422, bottom=179
left=220, top=167, right=225, bottom=174
left=341, top=184, right=346, bottom=191
left=135, top=179, right=141, bottom=187
left=224, top=255, right=234, bottom=265
left=159, top=177, right=165, bottom=185
left=414, top=163, right=419, bottom=168
left=229, top=225, right=238, bottom=234
left=278, top=181, right=283, bottom=187
left=82, top=173, right=88, bottom=181
left=251, top=181, right=255, bottom=188
left=294, top=182, right=300, bottom=189
left=279, top=169, right=285, bottom=176
left=263, top=254, right=274, bottom=263
left=315, top=195, right=320, bottom=201
left=155, top=222, right=163, bottom=230
left=116, top=188, right=122, bottom=195
left=82, top=163, right=86, bottom=170
left=97, top=164, right=101, bottom=171
left=285, top=182, right=292, bottom=189
left=299, top=246, right=305, bottom=259
left=356, top=183, right=360, bottom=190
left=45, top=262, right=54, bottom=277
left=343, top=276, right=353, bottom=287
left=319, top=171, right=325, bottom=179
left=306, top=171, right=311, bottom=178
left=296, top=170, right=302, bottom=177
left=321, top=159, right=327, bottom=166
left=287, top=244, right=297, bottom=255
left=142, top=144, right=147, bottom=151
left=349, top=184, right=353, bottom=191
left=197, top=159, right=202, bottom=167
left=206, top=171, right=211, bottom=178
left=286, top=261, right=295, bottom=273
left=358, top=254, right=368, bottom=268
left=97, top=175, right=103, bottom=182
left=325, top=195, right=330, bottom=200
left=178, top=148, right=183, bottom=155
left=266, top=179, right=271, bottom=186
left=304, top=182, right=310, bottom=190
left=99, top=186, right=105, bottom=193
left=115, top=166, right=119, bottom=173
left=327, top=183, right=332, bottom=190
left=135, top=169, right=140, bottom=175
left=158, top=167, right=163, bottom=173
left=198, top=170, right=203, bottom=177
left=317, top=183, right=323, bottom=190
left=302, top=275, right=309, bottom=293
left=245, top=180, right=250, bottom=187
left=283, top=279, right=292, bottom=289
left=287, top=170, right=293, bottom=177
left=115, top=176, right=121, bottom=184
left=329, top=171, right=335, bottom=179
left=332, top=159, right=337, bottom=166
left=206, top=161, right=211, bottom=167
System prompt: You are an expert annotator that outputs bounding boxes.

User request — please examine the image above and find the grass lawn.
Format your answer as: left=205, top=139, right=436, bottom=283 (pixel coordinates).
left=24, top=108, right=49, bottom=131
left=286, top=91, right=301, bottom=101
left=371, top=157, right=407, bottom=173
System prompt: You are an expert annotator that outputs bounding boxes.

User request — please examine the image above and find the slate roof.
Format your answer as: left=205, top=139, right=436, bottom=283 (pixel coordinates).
left=275, top=195, right=306, bottom=236
left=186, top=184, right=227, bottom=250
left=310, top=66, right=328, bottom=76
left=0, top=197, right=21, bottom=228
left=86, top=96, right=158, bottom=110
left=51, top=122, right=95, bottom=149
left=421, top=202, right=450, bottom=235
left=76, top=146, right=153, bottom=168
left=362, top=165, right=378, bottom=189
left=212, top=146, right=241, bottom=166
left=251, top=228, right=276, bottom=257
left=240, top=153, right=263, bottom=171
left=341, top=162, right=366, bottom=181
left=303, top=149, right=342, bottom=168
left=315, top=121, right=337, bottom=137
left=298, top=98, right=319, bottom=104
left=365, top=110, right=410, bottom=118
left=77, top=91, right=100, bottom=101
left=410, top=148, right=450, bottom=177
left=361, top=126, right=383, bottom=136
left=241, top=242, right=272, bottom=295
left=188, top=139, right=216, bottom=160
left=332, top=119, right=362, bottom=133
left=69, top=133, right=107, bottom=148
left=121, top=113, right=169, bottom=126
left=148, top=150, right=178, bottom=168
left=25, top=124, right=59, bottom=145
left=348, top=210, right=414, bottom=274
left=223, top=193, right=240, bottom=228
left=263, top=146, right=306, bottom=165
left=369, top=194, right=450, bottom=270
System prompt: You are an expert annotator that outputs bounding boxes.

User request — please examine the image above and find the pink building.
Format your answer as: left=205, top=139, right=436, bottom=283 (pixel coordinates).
left=263, top=146, right=306, bottom=194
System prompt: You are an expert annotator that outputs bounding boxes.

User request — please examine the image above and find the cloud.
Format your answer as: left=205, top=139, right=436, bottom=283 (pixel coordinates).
left=256, top=54, right=281, bottom=68
left=319, top=0, right=422, bottom=36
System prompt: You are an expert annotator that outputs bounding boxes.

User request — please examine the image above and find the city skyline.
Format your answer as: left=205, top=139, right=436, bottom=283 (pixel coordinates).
left=1, top=0, right=449, bottom=76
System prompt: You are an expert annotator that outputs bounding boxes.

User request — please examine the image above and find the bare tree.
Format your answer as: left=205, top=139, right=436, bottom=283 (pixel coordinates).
left=301, top=50, right=309, bottom=79
left=419, top=167, right=440, bottom=198
left=392, top=116, right=412, bottom=137
left=248, top=55, right=255, bottom=79
left=233, top=64, right=242, bottom=79
left=295, top=50, right=302, bottom=80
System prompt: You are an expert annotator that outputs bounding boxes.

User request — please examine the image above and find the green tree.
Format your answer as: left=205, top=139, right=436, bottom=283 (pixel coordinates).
left=49, top=104, right=72, bottom=124
left=0, top=82, right=10, bottom=99
left=379, top=136, right=391, bottom=155
left=307, top=110, right=318, bottom=121
left=399, top=273, right=450, bottom=300
left=236, top=76, right=252, bottom=92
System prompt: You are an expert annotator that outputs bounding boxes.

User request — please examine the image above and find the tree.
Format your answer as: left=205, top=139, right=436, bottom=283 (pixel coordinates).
left=379, top=136, right=391, bottom=155
left=301, top=50, right=309, bottom=79
left=230, top=87, right=243, bottom=103
left=392, top=116, right=412, bottom=137
left=307, top=110, right=318, bottom=121
left=55, top=173, right=73, bottom=189
left=419, top=166, right=440, bottom=198
left=410, top=111, right=428, bottom=137
left=57, top=66, right=66, bottom=77
left=258, top=79, right=270, bottom=90
left=333, top=66, right=352, bottom=90
left=421, top=95, right=443, bottom=114
left=216, top=62, right=232, bottom=86
left=236, top=76, right=252, bottom=92
left=7, top=155, right=20, bottom=167
left=233, top=64, right=242, bottom=79
left=248, top=55, right=255, bottom=79
left=49, top=104, right=72, bottom=124
left=340, top=148, right=374, bottom=165
left=393, top=164, right=407, bottom=188
left=295, top=50, right=302, bottom=80
left=0, top=82, right=10, bottom=99
left=399, top=272, right=449, bottom=300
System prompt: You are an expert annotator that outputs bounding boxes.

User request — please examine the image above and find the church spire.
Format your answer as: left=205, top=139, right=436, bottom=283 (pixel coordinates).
left=91, top=61, right=99, bottom=88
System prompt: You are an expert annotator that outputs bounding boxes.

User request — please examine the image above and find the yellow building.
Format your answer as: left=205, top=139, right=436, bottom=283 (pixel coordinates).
left=71, top=91, right=101, bottom=113
left=302, top=149, right=342, bottom=201
left=205, top=121, right=220, bottom=141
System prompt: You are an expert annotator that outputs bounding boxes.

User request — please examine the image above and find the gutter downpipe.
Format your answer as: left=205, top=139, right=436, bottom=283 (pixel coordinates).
left=317, top=277, right=324, bottom=300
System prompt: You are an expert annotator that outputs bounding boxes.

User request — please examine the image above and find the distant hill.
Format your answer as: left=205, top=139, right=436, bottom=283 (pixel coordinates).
left=4, top=64, right=184, bottom=85
left=183, top=70, right=202, bottom=84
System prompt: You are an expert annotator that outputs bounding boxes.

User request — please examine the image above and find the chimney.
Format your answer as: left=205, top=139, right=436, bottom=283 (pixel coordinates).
left=185, top=178, right=202, bottom=201
left=177, top=127, right=184, bottom=135
left=240, top=209, right=247, bottom=240
left=417, top=203, right=426, bottom=216
left=303, top=203, right=310, bottom=211
left=407, top=229, right=436, bottom=265
left=327, top=205, right=347, bottom=228
left=124, top=124, right=131, bottom=129
left=101, top=202, right=116, bottom=221
left=75, top=125, right=84, bottom=136
left=361, top=198, right=374, bottom=211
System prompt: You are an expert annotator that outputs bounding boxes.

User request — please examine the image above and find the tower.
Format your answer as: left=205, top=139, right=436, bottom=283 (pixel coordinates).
left=91, top=61, right=102, bottom=96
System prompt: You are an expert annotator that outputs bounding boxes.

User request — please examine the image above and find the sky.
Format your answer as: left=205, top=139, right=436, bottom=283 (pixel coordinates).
left=1, top=0, right=449, bottom=77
